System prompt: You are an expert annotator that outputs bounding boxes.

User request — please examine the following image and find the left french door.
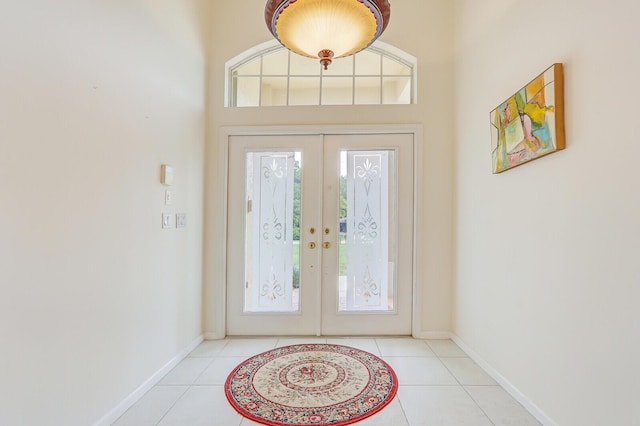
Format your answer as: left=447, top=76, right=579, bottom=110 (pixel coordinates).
left=226, top=135, right=323, bottom=335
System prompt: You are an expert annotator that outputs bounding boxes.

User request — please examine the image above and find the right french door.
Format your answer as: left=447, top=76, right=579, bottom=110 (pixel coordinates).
left=226, top=132, right=414, bottom=335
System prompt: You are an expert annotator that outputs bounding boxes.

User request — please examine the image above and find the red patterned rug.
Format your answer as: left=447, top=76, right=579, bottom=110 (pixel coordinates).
left=224, top=344, right=398, bottom=426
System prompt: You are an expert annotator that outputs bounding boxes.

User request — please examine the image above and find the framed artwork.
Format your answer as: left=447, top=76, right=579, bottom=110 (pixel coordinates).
left=490, top=63, right=565, bottom=173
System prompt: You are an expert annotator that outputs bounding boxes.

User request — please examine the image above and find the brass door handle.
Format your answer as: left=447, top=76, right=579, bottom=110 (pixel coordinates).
left=323, top=242, right=331, bottom=249
left=309, top=242, right=317, bottom=249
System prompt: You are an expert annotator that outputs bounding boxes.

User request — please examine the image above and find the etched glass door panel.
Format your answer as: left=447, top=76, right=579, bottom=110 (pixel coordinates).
left=244, top=152, right=298, bottom=312
left=341, top=151, right=396, bottom=312
left=321, top=133, right=413, bottom=335
left=227, top=134, right=322, bottom=336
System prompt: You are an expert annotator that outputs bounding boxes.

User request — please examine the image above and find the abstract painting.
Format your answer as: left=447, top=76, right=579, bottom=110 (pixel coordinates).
left=490, top=63, right=565, bottom=173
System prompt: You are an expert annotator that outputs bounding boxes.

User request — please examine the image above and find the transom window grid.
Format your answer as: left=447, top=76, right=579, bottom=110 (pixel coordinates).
left=230, top=46, right=414, bottom=107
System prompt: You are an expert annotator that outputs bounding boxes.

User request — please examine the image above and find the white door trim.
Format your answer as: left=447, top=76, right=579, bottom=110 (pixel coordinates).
left=213, top=124, right=424, bottom=338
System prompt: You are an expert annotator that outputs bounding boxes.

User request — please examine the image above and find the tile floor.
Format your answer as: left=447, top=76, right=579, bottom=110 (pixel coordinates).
left=113, top=337, right=540, bottom=426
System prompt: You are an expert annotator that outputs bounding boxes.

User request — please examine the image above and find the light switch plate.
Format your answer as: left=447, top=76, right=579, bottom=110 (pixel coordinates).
left=162, top=213, right=172, bottom=229
left=176, top=213, right=186, bottom=228
left=165, top=189, right=173, bottom=205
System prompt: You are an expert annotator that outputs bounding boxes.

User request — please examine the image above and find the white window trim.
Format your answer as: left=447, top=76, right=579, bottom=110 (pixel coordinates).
left=224, top=40, right=418, bottom=107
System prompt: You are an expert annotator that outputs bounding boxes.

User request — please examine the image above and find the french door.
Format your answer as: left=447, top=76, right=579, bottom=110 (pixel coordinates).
left=226, top=132, right=414, bottom=335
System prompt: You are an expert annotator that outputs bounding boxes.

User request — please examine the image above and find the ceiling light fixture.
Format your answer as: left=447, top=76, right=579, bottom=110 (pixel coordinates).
left=265, top=0, right=391, bottom=70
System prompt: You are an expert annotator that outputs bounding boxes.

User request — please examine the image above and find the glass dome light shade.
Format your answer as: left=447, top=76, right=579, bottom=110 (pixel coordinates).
left=265, top=0, right=391, bottom=67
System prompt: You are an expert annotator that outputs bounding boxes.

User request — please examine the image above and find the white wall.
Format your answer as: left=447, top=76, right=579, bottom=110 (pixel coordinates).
left=453, top=1, right=640, bottom=424
left=203, top=0, right=455, bottom=337
left=0, top=1, right=209, bottom=424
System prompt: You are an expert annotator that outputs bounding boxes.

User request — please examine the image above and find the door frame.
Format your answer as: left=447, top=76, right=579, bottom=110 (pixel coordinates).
left=214, top=124, right=424, bottom=338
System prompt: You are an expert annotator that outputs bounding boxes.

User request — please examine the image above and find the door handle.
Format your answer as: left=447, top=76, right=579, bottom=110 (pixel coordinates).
left=309, top=242, right=317, bottom=249
left=323, top=242, right=331, bottom=249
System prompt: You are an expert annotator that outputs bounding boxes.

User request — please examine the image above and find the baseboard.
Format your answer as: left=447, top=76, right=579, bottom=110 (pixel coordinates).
left=450, top=335, right=558, bottom=426
left=203, top=331, right=226, bottom=340
left=414, top=331, right=454, bottom=340
left=94, top=334, right=204, bottom=426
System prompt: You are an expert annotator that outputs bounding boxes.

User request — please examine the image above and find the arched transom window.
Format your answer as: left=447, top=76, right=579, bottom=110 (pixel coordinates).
left=226, top=40, right=416, bottom=107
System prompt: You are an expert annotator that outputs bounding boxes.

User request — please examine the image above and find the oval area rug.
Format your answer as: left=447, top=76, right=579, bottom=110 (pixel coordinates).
left=224, top=343, right=398, bottom=426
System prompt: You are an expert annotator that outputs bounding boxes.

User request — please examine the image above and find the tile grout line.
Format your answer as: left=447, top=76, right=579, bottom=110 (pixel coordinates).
left=459, top=384, right=497, bottom=426
left=394, top=384, right=469, bottom=387
left=438, top=353, right=497, bottom=426
left=154, top=339, right=233, bottom=425
left=375, top=338, right=411, bottom=426
left=373, top=337, right=383, bottom=357
left=392, top=392, right=412, bottom=426
left=151, top=384, right=191, bottom=426
left=155, top=354, right=217, bottom=425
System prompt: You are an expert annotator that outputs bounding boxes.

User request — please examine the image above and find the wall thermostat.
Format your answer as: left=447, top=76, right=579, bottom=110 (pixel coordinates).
left=161, top=164, right=174, bottom=186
